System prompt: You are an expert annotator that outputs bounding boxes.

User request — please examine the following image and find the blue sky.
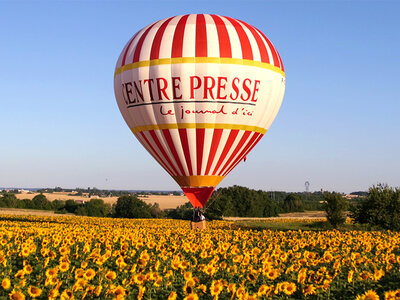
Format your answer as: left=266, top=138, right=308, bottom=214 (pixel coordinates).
left=1, top=1, right=399, bottom=193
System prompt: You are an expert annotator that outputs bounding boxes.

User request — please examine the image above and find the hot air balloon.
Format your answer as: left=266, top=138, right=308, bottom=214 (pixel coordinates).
left=114, top=14, right=285, bottom=209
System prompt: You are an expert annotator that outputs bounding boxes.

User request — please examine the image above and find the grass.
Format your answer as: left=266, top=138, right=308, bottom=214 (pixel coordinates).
left=233, top=219, right=375, bottom=232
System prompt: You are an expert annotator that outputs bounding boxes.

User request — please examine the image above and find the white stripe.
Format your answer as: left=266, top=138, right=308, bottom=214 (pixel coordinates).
left=209, top=129, right=230, bottom=174
left=204, top=14, right=220, bottom=58
left=224, top=132, right=260, bottom=175
left=122, top=23, right=153, bottom=66
left=237, top=20, right=261, bottom=62
left=214, top=130, right=244, bottom=175
left=219, top=16, right=242, bottom=60
left=139, top=19, right=168, bottom=62
left=222, top=131, right=256, bottom=175
left=255, top=29, right=276, bottom=66
left=218, top=130, right=248, bottom=175
left=182, top=14, right=197, bottom=57
left=186, top=128, right=197, bottom=175
left=169, top=128, right=189, bottom=176
left=200, top=128, right=213, bottom=175
left=159, top=16, right=181, bottom=59
left=142, top=131, right=178, bottom=176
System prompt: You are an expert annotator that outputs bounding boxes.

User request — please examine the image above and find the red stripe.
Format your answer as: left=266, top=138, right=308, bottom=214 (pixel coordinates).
left=139, top=132, right=174, bottom=176
left=254, top=27, right=281, bottom=69
left=178, top=128, right=193, bottom=175
left=121, top=31, right=139, bottom=67
left=210, top=15, right=232, bottom=58
left=205, top=128, right=223, bottom=175
left=277, top=51, right=285, bottom=72
left=162, top=129, right=186, bottom=175
left=171, top=15, right=189, bottom=58
left=149, top=131, right=179, bottom=175
left=196, top=128, right=205, bottom=175
left=224, top=133, right=263, bottom=176
left=132, top=22, right=157, bottom=63
left=195, top=14, right=208, bottom=57
left=218, top=131, right=251, bottom=175
left=150, top=17, right=174, bottom=60
left=212, top=130, right=239, bottom=175
left=237, top=20, right=270, bottom=64
left=224, top=16, right=253, bottom=60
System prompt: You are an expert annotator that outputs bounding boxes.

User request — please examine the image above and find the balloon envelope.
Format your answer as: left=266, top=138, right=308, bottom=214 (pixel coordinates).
left=114, top=14, right=285, bottom=208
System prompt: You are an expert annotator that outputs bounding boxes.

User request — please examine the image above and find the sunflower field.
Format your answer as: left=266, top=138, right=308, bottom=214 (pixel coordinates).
left=0, top=215, right=400, bottom=300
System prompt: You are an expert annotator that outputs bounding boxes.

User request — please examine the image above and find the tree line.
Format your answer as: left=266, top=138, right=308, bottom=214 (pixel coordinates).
left=2, top=184, right=399, bottom=231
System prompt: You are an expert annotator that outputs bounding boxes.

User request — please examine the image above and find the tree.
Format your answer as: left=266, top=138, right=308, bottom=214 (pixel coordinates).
left=205, top=186, right=278, bottom=218
left=351, top=184, right=400, bottom=230
left=64, top=200, right=78, bottom=213
left=84, top=199, right=110, bottom=217
left=283, top=194, right=304, bottom=212
left=32, top=194, right=51, bottom=210
left=149, top=203, right=164, bottom=218
left=323, top=192, right=348, bottom=228
left=114, top=195, right=152, bottom=218
left=0, top=193, right=18, bottom=208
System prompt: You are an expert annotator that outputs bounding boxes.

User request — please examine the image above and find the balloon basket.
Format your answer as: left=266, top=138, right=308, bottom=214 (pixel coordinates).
left=191, top=220, right=207, bottom=230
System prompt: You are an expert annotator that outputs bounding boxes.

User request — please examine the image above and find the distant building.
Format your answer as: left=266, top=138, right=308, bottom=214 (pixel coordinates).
left=344, top=194, right=359, bottom=200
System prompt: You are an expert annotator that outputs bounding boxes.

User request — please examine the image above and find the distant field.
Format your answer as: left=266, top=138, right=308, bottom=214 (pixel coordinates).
left=0, top=208, right=69, bottom=217
left=14, top=192, right=188, bottom=209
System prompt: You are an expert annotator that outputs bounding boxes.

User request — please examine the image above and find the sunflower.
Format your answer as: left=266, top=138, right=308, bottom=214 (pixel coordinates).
left=27, top=286, right=42, bottom=298
left=184, top=271, right=192, bottom=281
left=46, top=268, right=58, bottom=278
left=373, top=269, right=385, bottom=281
left=59, top=262, right=70, bottom=272
left=23, top=265, right=32, bottom=275
left=48, top=288, right=59, bottom=299
left=105, top=271, right=117, bottom=281
left=266, top=269, right=279, bottom=280
left=83, top=269, right=96, bottom=281
left=168, top=292, right=177, bottom=300
left=94, top=285, right=102, bottom=297
left=21, top=248, right=29, bottom=258
left=303, top=284, right=317, bottom=296
left=184, top=293, right=199, bottom=300
left=282, top=282, right=296, bottom=296
left=138, top=286, right=146, bottom=300
left=9, top=289, right=25, bottom=300
left=154, top=278, right=163, bottom=287
left=362, top=290, right=380, bottom=300
left=14, top=270, right=24, bottom=279
left=257, top=285, right=270, bottom=296
left=133, top=273, right=145, bottom=285
left=227, top=283, right=236, bottom=293
left=112, top=285, right=126, bottom=299
left=60, top=289, right=74, bottom=300
left=183, top=284, right=193, bottom=295
left=1, top=278, right=11, bottom=290
left=247, top=272, right=257, bottom=282
left=348, top=270, right=354, bottom=283
left=384, top=291, right=396, bottom=300
left=72, top=279, right=87, bottom=291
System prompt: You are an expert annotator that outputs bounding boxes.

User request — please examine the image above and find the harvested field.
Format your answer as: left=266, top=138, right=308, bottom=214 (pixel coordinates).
left=14, top=192, right=188, bottom=209
left=223, top=210, right=327, bottom=221
left=0, top=208, right=72, bottom=217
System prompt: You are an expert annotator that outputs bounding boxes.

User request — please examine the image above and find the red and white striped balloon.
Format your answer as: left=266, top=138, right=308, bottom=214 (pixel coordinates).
left=114, top=14, right=285, bottom=208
